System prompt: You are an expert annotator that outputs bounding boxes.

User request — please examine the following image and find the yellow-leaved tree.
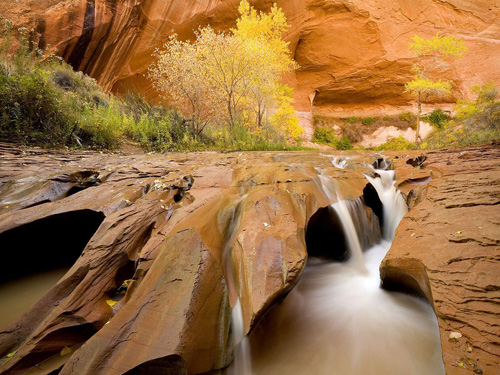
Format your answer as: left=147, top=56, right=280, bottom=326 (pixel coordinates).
left=405, top=33, right=467, bottom=143
left=148, top=0, right=303, bottom=140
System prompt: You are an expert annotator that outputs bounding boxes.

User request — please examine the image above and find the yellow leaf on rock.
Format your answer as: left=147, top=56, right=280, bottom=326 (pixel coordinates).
left=456, top=230, right=462, bottom=234
left=60, top=346, right=72, bottom=356
left=106, top=299, right=117, bottom=307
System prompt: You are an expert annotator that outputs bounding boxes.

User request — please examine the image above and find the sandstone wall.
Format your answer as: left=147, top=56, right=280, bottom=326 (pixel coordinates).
left=2, top=0, right=499, bottom=115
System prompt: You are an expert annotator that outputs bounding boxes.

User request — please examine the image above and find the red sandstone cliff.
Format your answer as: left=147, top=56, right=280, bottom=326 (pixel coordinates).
left=1, top=0, right=499, bottom=115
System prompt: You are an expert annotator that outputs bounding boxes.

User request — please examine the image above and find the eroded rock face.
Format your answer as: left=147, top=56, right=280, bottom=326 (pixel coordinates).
left=381, top=146, right=500, bottom=375
left=1, top=143, right=499, bottom=375
left=0, top=143, right=378, bottom=374
left=2, top=0, right=499, bottom=114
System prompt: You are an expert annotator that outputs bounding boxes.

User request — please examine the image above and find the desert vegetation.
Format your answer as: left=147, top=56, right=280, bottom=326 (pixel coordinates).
left=0, top=2, right=303, bottom=151
left=404, top=33, right=467, bottom=143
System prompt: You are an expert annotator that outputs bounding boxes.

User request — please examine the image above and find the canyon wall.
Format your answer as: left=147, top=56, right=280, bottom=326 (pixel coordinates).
left=1, top=0, right=499, bottom=115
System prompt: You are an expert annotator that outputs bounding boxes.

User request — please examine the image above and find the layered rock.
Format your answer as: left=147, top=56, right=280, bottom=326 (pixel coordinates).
left=382, top=145, right=500, bottom=375
left=2, top=0, right=499, bottom=114
left=0, top=143, right=376, bottom=374
left=1, top=143, right=499, bottom=374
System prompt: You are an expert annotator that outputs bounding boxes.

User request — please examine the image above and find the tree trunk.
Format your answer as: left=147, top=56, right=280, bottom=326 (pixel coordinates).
left=415, top=91, right=422, bottom=144
left=227, top=95, right=234, bottom=128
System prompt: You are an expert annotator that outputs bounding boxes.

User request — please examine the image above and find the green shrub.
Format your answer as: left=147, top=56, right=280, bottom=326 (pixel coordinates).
left=341, top=117, right=361, bottom=124
left=0, top=68, right=74, bottom=145
left=313, top=126, right=352, bottom=149
left=313, top=126, right=337, bottom=145
left=362, top=117, right=377, bottom=125
left=374, top=136, right=416, bottom=151
left=399, top=112, right=414, bottom=123
left=336, top=136, right=353, bottom=150
left=424, top=109, right=449, bottom=129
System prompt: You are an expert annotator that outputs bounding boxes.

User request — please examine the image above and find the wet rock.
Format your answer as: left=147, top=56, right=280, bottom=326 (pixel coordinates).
left=406, top=155, right=427, bottom=168
left=1, top=143, right=498, bottom=375
left=0, top=144, right=369, bottom=374
left=381, top=145, right=500, bottom=375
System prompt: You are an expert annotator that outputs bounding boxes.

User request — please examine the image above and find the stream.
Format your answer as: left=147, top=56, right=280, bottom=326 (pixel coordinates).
left=228, top=156, right=445, bottom=375
left=0, top=268, right=69, bottom=331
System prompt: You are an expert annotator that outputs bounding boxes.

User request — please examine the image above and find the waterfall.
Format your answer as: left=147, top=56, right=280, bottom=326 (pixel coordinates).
left=242, top=157, right=444, bottom=375
left=222, top=195, right=252, bottom=375
left=330, top=199, right=367, bottom=273
left=231, top=299, right=252, bottom=375
left=365, top=169, right=408, bottom=239
left=315, top=172, right=366, bottom=271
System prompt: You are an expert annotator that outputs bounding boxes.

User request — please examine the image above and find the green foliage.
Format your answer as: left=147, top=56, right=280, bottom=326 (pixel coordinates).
left=341, top=117, right=362, bottom=124
left=340, top=117, right=377, bottom=125
left=1, top=19, right=304, bottom=152
left=471, top=82, right=498, bottom=104
left=423, top=109, right=449, bottom=129
left=362, top=117, right=377, bottom=125
left=422, top=84, right=500, bottom=149
left=398, top=112, right=415, bottom=123
left=373, top=136, right=416, bottom=151
left=313, top=127, right=353, bottom=150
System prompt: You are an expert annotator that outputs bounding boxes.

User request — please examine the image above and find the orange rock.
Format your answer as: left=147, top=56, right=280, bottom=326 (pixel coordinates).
left=381, top=145, right=500, bottom=375
left=1, top=0, right=499, bottom=115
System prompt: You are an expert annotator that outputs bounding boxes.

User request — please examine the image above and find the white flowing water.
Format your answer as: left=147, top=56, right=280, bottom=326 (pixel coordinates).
left=366, top=169, right=408, bottom=239
left=231, top=299, right=252, bottom=375
left=229, top=162, right=444, bottom=375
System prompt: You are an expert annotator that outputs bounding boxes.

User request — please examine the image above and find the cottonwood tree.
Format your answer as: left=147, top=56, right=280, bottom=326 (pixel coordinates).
left=148, top=35, right=223, bottom=136
left=405, top=33, right=467, bottom=143
left=148, top=0, right=302, bottom=139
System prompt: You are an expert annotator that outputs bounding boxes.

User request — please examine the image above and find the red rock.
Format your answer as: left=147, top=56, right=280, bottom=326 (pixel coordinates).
left=381, top=145, right=500, bottom=375
left=1, top=1, right=498, bottom=114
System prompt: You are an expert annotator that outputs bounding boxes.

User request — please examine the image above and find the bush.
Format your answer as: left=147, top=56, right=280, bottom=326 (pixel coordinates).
left=424, top=109, right=449, bottom=129
left=0, top=68, right=74, bottom=145
left=313, top=126, right=353, bottom=149
left=341, top=117, right=362, bottom=124
left=0, top=18, right=308, bottom=152
left=374, top=136, right=416, bottom=150
left=422, top=85, right=500, bottom=150
left=342, top=126, right=363, bottom=143
left=399, top=112, right=415, bottom=124
left=362, top=117, right=377, bottom=125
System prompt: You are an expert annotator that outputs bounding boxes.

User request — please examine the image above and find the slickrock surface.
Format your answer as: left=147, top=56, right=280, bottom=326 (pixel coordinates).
left=1, top=0, right=499, bottom=114
left=1, top=142, right=498, bottom=374
left=0, top=143, right=376, bottom=375
left=382, top=145, right=500, bottom=375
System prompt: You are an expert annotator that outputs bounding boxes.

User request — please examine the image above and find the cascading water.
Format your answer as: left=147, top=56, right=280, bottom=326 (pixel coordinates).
left=222, top=195, right=252, bottom=375
left=231, top=299, right=252, bottom=375
left=366, top=169, right=408, bottom=239
left=230, top=156, right=444, bottom=375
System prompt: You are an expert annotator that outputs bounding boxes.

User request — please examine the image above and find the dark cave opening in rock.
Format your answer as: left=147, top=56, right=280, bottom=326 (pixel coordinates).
left=305, top=187, right=382, bottom=262
left=305, top=205, right=348, bottom=261
left=0, top=209, right=105, bottom=330
left=0, top=209, right=105, bottom=284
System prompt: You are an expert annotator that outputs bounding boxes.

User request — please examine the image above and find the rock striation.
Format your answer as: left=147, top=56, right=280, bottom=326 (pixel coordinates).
left=0, top=143, right=499, bottom=374
left=382, top=145, right=500, bottom=375
left=0, top=143, right=375, bottom=374
left=1, top=0, right=499, bottom=114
